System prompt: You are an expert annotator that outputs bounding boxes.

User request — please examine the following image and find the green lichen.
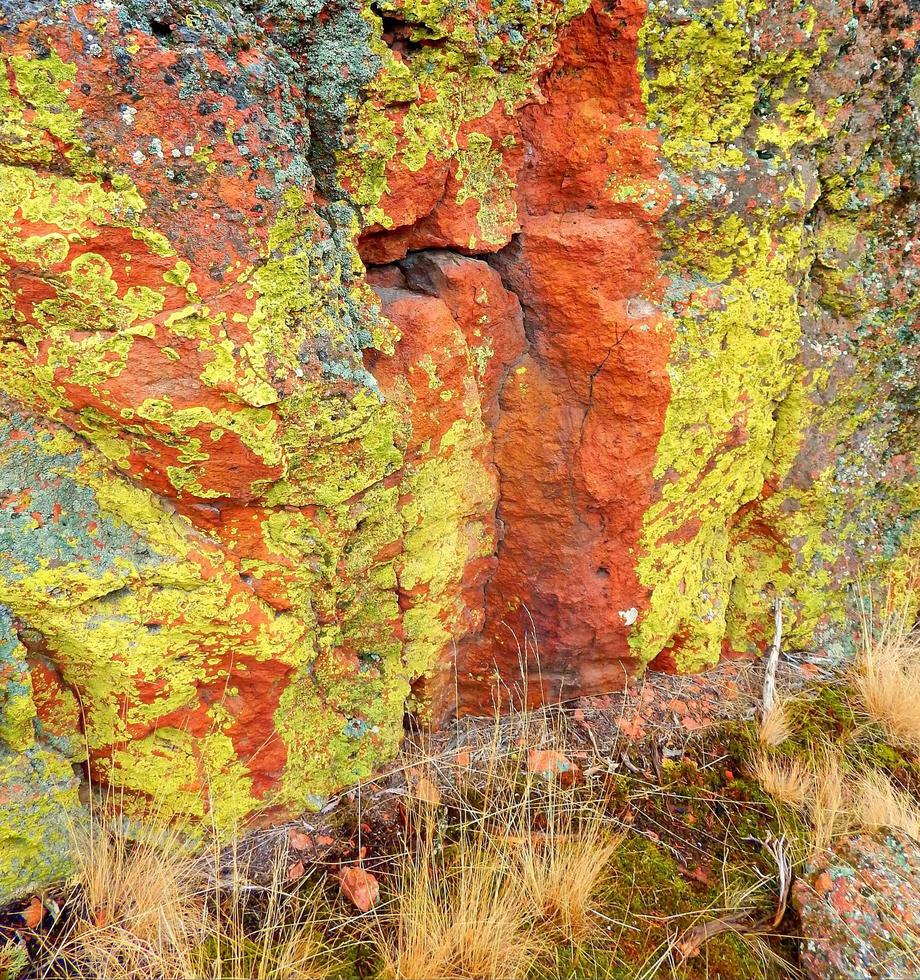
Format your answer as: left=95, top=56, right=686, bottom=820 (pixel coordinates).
left=640, top=0, right=832, bottom=173
left=399, top=416, right=496, bottom=680
left=0, top=609, right=81, bottom=900
left=634, top=0, right=917, bottom=669
left=0, top=32, right=416, bottom=844
left=635, top=221, right=807, bottom=670
left=0, top=745, right=81, bottom=900
left=454, top=133, right=519, bottom=248
left=342, top=0, right=588, bottom=238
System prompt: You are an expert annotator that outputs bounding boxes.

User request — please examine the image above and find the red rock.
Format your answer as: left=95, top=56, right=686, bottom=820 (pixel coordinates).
left=795, top=832, right=920, bottom=979
left=360, top=106, right=524, bottom=263
left=19, top=897, right=45, bottom=930
left=439, top=1, right=673, bottom=712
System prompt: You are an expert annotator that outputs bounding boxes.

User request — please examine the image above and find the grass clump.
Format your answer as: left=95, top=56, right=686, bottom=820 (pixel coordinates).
left=515, top=817, right=619, bottom=942
left=371, top=747, right=619, bottom=978
left=851, top=768, right=920, bottom=841
left=373, top=821, right=539, bottom=980
left=40, top=813, right=204, bottom=980
left=32, top=803, right=338, bottom=980
left=758, top=699, right=793, bottom=749
left=852, top=610, right=920, bottom=752
left=751, top=753, right=812, bottom=812
left=809, top=747, right=849, bottom=856
left=194, top=855, right=333, bottom=980
left=754, top=745, right=920, bottom=858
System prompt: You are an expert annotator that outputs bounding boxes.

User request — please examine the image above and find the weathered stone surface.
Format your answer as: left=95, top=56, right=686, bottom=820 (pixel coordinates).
left=794, top=830, right=920, bottom=979
left=0, top=0, right=917, bottom=895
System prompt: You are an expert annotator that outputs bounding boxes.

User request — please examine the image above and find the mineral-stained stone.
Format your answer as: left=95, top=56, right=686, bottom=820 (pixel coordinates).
left=0, top=0, right=916, bottom=896
left=794, top=830, right=920, bottom=979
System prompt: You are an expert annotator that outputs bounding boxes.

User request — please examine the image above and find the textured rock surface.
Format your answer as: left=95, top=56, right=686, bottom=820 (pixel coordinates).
left=0, top=0, right=917, bottom=895
left=794, top=830, right=920, bottom=979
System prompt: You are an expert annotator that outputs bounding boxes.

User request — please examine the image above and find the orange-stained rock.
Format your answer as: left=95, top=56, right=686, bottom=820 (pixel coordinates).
left=447, top=0, right=674, bottom=710
left=337, top=866, right=380, bottom=912
left=360, top=107, right=525, bottom=264
left=2, top=0, right=918, bottom=906
left=367, top=254, right=526, bottom=690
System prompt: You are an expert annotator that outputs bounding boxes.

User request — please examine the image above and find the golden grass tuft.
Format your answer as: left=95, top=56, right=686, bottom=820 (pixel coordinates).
left=753, top=747, right=853, bottom=856
left=852, top=609, right=920, bottom=752
left=755, top=738, right=920, bottom=860
left=374, top=815, right=542, bottom=980
left=809, top=747, right=849, bottom=856
left=758, top=699, right=793, bottom=748
left=42, top=813, right=204, bottom=980
left=514, top=818, right=619, bottom=941
left=372, top=735, right=619, bottom=978
left=752, top=753, right=813, bottom=811
left=851, top=768, right=920, bottom=841
left=41, top=804, right=333, bottom=980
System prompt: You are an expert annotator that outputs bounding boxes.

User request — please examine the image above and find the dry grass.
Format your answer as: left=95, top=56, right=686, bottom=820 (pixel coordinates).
left=42, top=814, right=205, bottom=980
left=373, top=811, right=542, bottom=980
left=809, top=748, right=849, bottom=856
left=372, top=736, right=619, bottom=978
left=851, top=768, right=920, bottom=841
left=39, top=805, right=333, bottom=980
left=751, top=584, right=920, bottom=863
left=852, top=607, right=920, bottom=752
left=753, top=747, right=847, bottom=855
left=756, top=743, right=920, bottom=860
left=758, top=699, right=793, bottom=748
left=194, top=852, right=332, bottom=980
left=514, top=817, right=618, bottom=941
left=752, top=753, right=813, bottom=811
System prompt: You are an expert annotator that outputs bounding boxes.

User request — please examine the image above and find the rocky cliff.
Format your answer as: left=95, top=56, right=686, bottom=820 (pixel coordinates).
left=0, top=0, right=917, bottom=897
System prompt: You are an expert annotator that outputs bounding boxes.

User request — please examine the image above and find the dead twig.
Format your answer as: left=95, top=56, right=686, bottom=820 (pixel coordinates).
left=677, top=834, right=792, bottom=959
left=762, top=597, right=783, bottom=715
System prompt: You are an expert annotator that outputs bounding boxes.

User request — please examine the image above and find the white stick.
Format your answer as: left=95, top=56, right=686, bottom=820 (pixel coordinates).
left=762, top=597, right=783, bottom=714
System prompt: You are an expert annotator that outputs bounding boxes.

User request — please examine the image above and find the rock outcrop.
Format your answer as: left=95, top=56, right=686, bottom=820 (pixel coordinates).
left=795, top=830, right=920, bottom=979
left=0, top=0, right=917, bottom=895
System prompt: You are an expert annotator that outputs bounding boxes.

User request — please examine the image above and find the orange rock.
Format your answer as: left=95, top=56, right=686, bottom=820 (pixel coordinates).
left=360, top=106, right=524, bottom=263
left=527, top=749, right=578, bottom=781
left=410, top=772, right=442, bottom=806
left=442, top=1, right=673, bottom=712
left=20, top=897, right=44, bottom=930
left=337, top=866, right=380, bottom=912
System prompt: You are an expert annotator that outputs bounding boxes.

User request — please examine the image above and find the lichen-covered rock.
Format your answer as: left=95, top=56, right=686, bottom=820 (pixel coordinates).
left=794, top=830, right=920, bottom=979
left=0, top=607, right=81, bottom=898
left=0, top=0, right=916, bottom=896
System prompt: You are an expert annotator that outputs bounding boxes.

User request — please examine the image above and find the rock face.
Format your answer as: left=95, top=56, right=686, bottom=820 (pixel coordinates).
left=0, top=0, right=917, bottom=894
left=794, top=830, right=920, bottom=979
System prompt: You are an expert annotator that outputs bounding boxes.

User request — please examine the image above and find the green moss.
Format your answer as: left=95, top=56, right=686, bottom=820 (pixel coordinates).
left=529, top=834, right=780, bottom=979
left=781, top=683, right=920, bottom=783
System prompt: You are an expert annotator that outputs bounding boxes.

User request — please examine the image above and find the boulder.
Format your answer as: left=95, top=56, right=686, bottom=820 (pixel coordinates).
left=794, top=830, right=920, bottom=979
